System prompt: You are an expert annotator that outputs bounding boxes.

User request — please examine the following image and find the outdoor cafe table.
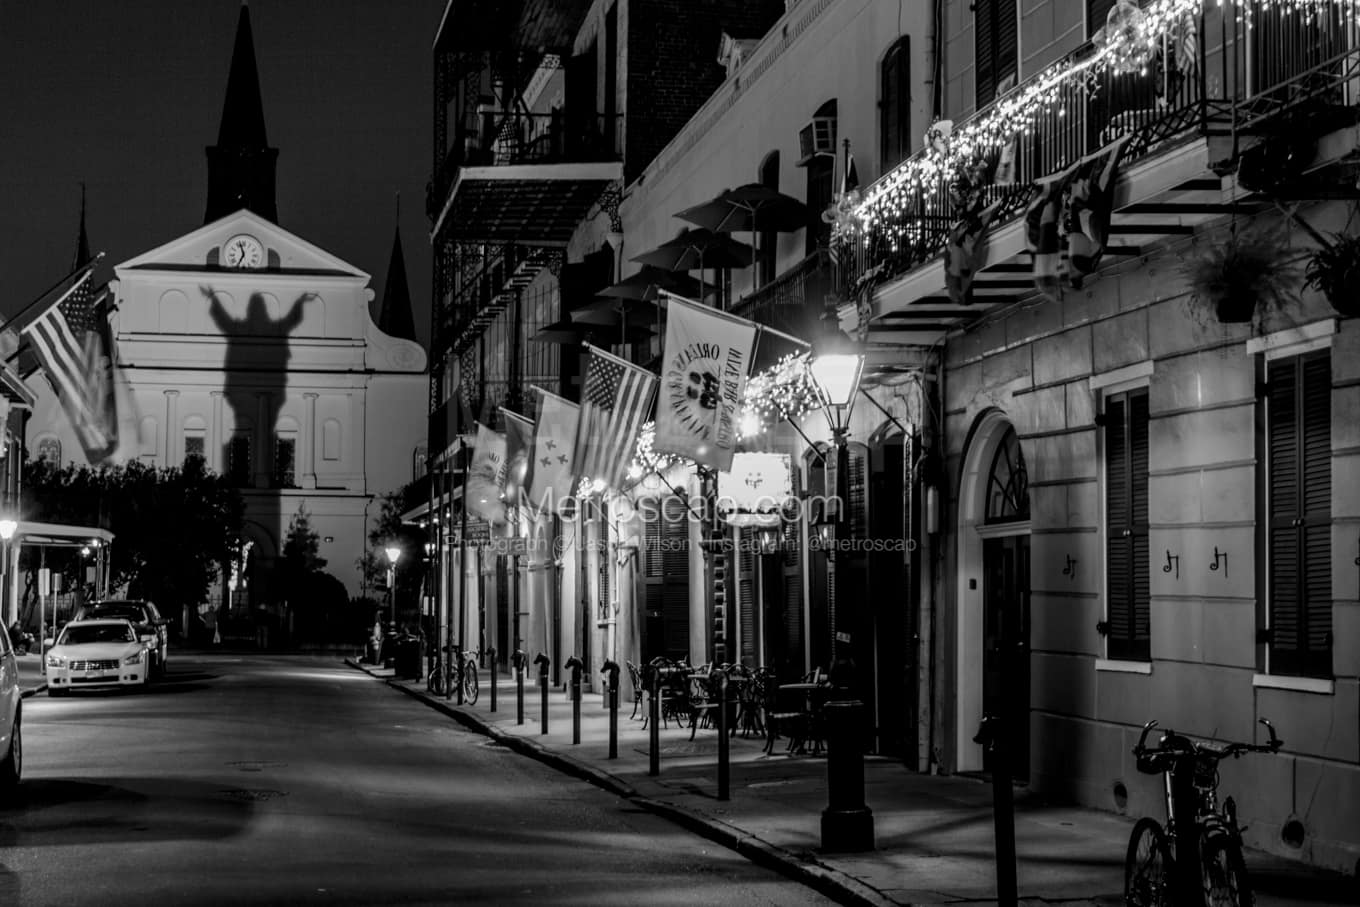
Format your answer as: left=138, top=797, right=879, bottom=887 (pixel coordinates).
left=767, top=682, right=831, bottom=755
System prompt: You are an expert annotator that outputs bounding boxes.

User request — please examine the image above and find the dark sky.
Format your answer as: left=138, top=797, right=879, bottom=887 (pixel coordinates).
left=0, top=0, right=442, bottom=349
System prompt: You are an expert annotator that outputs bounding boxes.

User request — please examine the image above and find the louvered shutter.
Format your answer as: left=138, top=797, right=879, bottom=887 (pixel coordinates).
left=1105, top=390, right=1150, bottom=660
left=977, top=0, right=1018, bottom=108
left=1087, top=0, right=1118, bottom=37
left=1269, top=353, right=1333, bottom=677
left=660, top=497, right=692, bottom=660
left=996, top=0, right=1018, bottom=95
left=598, top=532, right=610, bottom=621
left=880, top=38, right=910, bottom=170
left=738, top=532, right=757, bottom=664
left=782, top=467, right=805, bottom=677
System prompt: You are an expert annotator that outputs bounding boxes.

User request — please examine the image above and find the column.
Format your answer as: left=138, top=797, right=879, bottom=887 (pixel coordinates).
left=163, top=390, right=180, bottom=465
left=255, top=392, right=270, bottom=488
left=302, top=393, right=318, bottom=489
left=210, top=392, right=224, bottom=473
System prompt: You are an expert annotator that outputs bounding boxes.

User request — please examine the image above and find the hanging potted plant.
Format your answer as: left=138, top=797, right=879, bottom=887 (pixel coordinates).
left=1303, top=231, right=1360, bottom=318
left=1184, top=230, right=1296, bottom=324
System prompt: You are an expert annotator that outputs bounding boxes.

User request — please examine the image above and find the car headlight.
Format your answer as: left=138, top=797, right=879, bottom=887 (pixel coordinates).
left=47, top=653, right=67, bottom=668
left=123, top=650, right=145, bottom=665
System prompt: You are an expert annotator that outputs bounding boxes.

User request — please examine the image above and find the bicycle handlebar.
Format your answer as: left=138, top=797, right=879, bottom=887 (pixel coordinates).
left=1132, top=717, right=1284, bottom=767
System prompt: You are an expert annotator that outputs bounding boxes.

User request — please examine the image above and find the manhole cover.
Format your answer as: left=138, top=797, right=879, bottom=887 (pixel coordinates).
left=218, top=788, right=288, bottom=802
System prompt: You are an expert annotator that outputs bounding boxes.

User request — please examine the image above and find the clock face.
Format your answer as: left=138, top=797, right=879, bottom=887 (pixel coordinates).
left=223, top=234, right=265, bottom=269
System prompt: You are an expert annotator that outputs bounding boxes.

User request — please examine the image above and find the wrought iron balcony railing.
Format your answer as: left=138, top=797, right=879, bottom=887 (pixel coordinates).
left=730, top=248, right=832, bottom=342
left=836, top=0, right=1360, bottom=299
left=429, top=110, right=624, bottom=218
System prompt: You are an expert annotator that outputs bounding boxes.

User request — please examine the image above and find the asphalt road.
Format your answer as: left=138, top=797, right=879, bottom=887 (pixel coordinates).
left=0, top=653, right=834, bottom=906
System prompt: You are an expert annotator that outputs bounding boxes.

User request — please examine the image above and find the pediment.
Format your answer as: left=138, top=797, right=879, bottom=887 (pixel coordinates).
left=115, top=209, right=369, bottom=280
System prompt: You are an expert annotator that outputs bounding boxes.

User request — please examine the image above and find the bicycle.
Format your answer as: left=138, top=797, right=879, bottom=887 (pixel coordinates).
left=1125, top=717, right=1283, bottom=907
left=426, top=645, right=479, bottom=705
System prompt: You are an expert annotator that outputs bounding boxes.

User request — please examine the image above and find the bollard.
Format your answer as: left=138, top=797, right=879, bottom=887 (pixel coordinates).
left=975, top=716, right=1018, bottom=907
left=648, top=665, right=661, bottom=777
left=601, top=660, right=620, bottom=760
left=565, top=655, right=584, bottom=745
left=534, top=652, right=551, bottom=735
left=487, top=647, right=498, bottom=713
left=513, top=649, right=526, bottom=726
left=717, top=670, right=730, bottom=801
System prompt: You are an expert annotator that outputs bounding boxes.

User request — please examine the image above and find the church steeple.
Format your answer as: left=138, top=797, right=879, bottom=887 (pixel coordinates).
left=204, top=2, right=279, bottom=224
left=73, top=183, right=92, bottom=270
left=377, top=200, right=418, bottom=343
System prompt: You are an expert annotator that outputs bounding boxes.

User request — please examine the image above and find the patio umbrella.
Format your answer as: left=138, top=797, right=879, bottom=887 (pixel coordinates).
left=631, top=228, right=753, bottom=311
left=596, top=266, right=703, bottom=301
left=569, top=296, right=667, bottom=327
left=676, top=184, right=808, bottom=293
left=530, top=318, right=653, bottom=347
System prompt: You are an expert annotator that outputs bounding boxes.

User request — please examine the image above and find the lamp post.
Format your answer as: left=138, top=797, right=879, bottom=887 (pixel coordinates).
left=385, top=545, right=402, bottom=633
left=0, top=518, right=16, bottom=631
left=807, top=327, right=873, bottom=853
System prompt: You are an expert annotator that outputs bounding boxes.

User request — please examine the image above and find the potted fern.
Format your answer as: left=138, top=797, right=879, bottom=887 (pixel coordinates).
left=1303, top=232, right=1360, bottom=317
left=1184, top=231, right=1296, bottom=324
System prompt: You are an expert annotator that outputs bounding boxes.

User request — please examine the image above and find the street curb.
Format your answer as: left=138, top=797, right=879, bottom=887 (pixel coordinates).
left=349, top=658, right=899, bottom=907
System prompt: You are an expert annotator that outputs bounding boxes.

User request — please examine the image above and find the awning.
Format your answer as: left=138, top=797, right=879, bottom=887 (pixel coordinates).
left=432, top=164, right=623, bottom=245
left=13, top=521, right=115, bottom=548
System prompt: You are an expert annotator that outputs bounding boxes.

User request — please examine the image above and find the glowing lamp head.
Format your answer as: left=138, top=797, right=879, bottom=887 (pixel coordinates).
left=384, top=545, right=401, bottom=566
left=0, top=519, right=17, bottom=541
left=808, top=331, right=865, bottom=410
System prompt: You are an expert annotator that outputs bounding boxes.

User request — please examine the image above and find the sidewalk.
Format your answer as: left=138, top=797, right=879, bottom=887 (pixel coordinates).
left=348, top=659, right=1356, bottom=907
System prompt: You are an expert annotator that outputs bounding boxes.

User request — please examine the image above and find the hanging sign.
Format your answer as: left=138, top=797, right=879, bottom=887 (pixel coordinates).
left=716, top=452, right=793, bottom=527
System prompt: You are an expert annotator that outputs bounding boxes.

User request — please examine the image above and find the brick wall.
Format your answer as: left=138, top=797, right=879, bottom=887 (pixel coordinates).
left=624, top=0, right=784, bottom=184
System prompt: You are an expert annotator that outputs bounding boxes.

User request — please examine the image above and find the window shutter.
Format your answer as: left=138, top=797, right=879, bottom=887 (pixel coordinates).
left=738, top=534, right=756, bottom=664
left=1105, top=390, right=1149, bottom=661
left=660, top=498, right=691, bottom=661
left=1268, top=353, right=1332, bottom=677
left=995, top=0, right=1018, bottom=92
left=1087, top=0, right=1118, bottom=37
left=976, top=1, right=996, bottom=108
left=880, top=38, right=910, bottom=170
left=781, top=466, right=805, bottom=677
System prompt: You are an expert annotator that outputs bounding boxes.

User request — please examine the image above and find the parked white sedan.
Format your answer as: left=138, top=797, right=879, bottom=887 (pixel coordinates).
left=45, top=620, right=151, bottom=696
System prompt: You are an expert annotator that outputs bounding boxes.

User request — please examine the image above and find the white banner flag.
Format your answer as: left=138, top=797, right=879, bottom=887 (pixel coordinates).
left=655, top=295, right=756, bottom=472
left=528, top=388, right=580, bottom=515
left=466, top=422, right=507, bottom=524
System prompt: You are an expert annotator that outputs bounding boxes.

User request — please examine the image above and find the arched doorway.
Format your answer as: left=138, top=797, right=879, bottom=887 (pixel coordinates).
left=955, top=411, right=1031, bottom=777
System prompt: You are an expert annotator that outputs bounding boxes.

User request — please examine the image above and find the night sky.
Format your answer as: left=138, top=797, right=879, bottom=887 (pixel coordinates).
left=0, top=0, right=442, bottom=349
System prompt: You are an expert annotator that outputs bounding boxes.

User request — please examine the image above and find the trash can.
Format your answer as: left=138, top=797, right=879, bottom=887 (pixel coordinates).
left=396, top=638, right=424, bottom=680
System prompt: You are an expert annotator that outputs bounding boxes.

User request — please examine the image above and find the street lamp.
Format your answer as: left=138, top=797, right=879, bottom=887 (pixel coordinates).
left=806, top=327, right=873, bottom=853
left=384, top=544, right=402, bottom=632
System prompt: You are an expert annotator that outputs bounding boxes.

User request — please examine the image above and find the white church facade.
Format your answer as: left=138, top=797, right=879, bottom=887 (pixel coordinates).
left=24, top=4, right=427, bottom=604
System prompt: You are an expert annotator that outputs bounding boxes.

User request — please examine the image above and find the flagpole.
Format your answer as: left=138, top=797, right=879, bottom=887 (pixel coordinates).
left=456, top=436, right=468, bottom=702
left=6, top=253, right=103, bottom=332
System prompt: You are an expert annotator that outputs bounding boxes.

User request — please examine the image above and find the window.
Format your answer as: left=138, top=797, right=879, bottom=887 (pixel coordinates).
left=184, top=433, right=206, bottom=465
left=802, top=100, right=837, bottom=256
left=1104, top=388, right=1150, bottom=661
left=757, top=152, right=780, bottom=286
left=975, top=0, right=1018, bottom=108
left=274, top=434, right=297, bottom=488
left=1265, top=351, right=1332, bottom=677
left=322, top=419, right=342, bottom=461
left=228, top=433, right=252, bottom=486
left=880, top=37, right=911, bottom=171
left=985, top=427, right=1029, bottom=523
left=36, top=437, right=61, bottom=464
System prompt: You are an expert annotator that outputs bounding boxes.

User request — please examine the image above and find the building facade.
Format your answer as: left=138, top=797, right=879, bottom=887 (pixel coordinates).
left=25, top=5, right=428, bottom=604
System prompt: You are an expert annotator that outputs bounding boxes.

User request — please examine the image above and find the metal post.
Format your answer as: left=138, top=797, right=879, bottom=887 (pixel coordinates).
left=648, top=665, right=661, bottom=777
left=456, top=438, right=469, bottom=702
left=513, top=648, right=525, bottom=725
left=488, top=646, right=498, bottom=712
left=975, top=717, right=1018, bottom=907
left=821, top=435, right=874, bottom=852
left=717, top=670, right=730, bottom=801
left=602, top=660, right=620, bottom=760
left=565, top=655, right=584, bottom=745
left=534, top=652, right=550, bottom=735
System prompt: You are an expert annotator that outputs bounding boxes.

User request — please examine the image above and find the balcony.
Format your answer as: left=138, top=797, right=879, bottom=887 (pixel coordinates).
left=837, top=0, right=1360, bottom=346
left=430, top=110, right=624, bottom=246
left=730, top=249, right=832, bottom=348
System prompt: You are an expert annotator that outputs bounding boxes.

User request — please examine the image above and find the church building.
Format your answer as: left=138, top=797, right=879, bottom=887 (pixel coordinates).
left=24, top=4, right=427, bottom=604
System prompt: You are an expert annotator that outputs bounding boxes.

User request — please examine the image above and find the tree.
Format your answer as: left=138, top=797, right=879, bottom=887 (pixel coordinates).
left=22, top=456, right=245, bottom=616
left=274, top=503, right=326, bottom=606
left=357, top=490, right=426, bottom=618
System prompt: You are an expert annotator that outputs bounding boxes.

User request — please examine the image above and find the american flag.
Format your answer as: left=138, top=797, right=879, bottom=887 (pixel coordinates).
left=24, top=265, right=119, bottom=463
left=571, top=345, right=657, bottom=492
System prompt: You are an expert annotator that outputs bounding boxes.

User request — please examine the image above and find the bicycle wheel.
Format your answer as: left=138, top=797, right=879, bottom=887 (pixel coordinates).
left=463, top=661, right=479, bottom=705
left=1125, top=816, right=1171, bottom=907
left=1201, top=831, right=1253, bottom=907
left=427, top=664, right=446, bottom=697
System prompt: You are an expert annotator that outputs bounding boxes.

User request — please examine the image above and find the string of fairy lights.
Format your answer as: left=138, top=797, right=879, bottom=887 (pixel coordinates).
left=840, top=0, right=1359, bottom=246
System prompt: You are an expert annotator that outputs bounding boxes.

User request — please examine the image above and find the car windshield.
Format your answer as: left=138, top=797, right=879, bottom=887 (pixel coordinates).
left=61, top=624, right=135, bottom=645
left=87, top=606, right=145, bottom=622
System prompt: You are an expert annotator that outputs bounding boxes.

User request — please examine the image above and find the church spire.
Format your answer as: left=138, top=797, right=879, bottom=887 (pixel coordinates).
left=73, top=183, right=92, bottom=270
left=377, top=197, right=417, bottom=343
left=204, top=2, right=279, bottom=224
